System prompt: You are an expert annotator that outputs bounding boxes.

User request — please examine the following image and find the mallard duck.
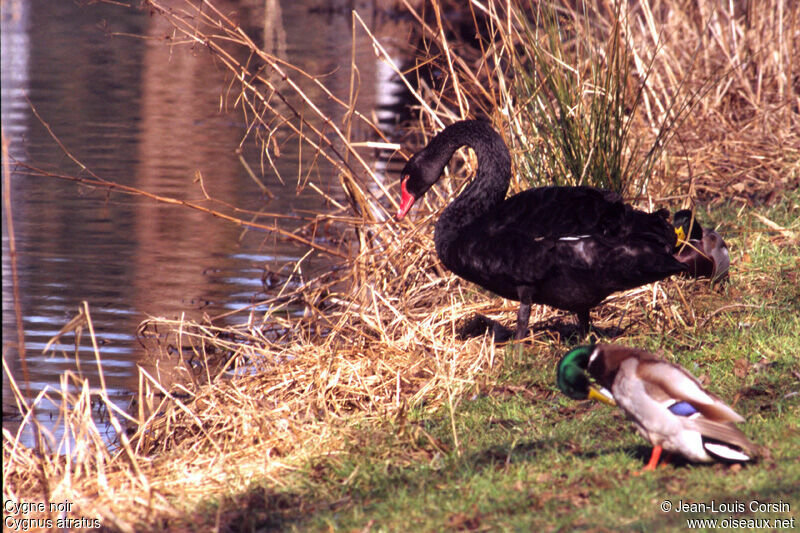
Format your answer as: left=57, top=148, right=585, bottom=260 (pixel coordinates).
left=396, top=120, right=688, bottom=339
left=557, top=344, right=759, bottom=470
left=673, top=209, right=730, bottom=282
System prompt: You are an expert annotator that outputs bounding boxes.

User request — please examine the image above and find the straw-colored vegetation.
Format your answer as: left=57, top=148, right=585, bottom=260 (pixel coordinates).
left=3, top=0, right=798, bottom=531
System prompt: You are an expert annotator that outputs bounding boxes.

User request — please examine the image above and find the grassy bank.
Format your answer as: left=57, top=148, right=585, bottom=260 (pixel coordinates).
left=256, top=194, right=799, bottom=531
left=3, top=0, right=799, bottom=531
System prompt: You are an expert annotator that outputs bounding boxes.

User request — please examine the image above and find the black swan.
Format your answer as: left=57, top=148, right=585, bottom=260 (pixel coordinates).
left=673, top=210, right=730, bottom=282
left=395, top=120, right=687, bottom=339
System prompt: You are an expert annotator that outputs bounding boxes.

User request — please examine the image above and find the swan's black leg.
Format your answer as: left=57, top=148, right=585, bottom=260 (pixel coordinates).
left=576, top=310, right=591, bottom=337
left=514, top=302, right=531, bottom=340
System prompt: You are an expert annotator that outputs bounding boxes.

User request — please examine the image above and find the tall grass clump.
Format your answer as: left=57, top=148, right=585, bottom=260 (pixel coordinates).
left=405, top=0, right=796, bottom=202
left=466, top=1, right=720, bottom=199
left=508, top=4, right=666, bottom=195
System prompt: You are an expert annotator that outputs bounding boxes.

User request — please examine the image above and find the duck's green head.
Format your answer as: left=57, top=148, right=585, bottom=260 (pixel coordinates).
left=557, top=346, right=593, bottom=399
left=557, top=345, right=616, bottom=405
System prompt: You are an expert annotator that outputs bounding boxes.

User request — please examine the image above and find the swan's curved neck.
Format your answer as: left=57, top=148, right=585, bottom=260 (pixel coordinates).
left=432, top=121, right=512, bottom=257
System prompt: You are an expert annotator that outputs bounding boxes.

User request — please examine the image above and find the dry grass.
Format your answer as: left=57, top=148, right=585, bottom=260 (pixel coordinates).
left=3, top=0, right=798, bottom=531
left=399, top=0, right=798, bottom=201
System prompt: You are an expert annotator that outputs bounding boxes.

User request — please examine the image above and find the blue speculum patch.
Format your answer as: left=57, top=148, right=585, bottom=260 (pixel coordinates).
left=668, top=401, right=698, bottom=417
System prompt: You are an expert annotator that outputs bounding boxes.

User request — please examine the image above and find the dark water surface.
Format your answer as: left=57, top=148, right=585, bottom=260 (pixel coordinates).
left=2, top=0, right=408, bottom=446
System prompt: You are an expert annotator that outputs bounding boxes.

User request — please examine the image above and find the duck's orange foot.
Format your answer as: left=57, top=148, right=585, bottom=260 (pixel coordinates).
left=660, top=451, right=673, bottom=468
left=633, top=445, right=663, bottom=476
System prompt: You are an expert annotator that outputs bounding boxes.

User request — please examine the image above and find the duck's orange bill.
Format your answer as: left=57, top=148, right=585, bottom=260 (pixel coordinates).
left=589, top=385, right=616, bottom=406
left=396, top=177, right=415, bottom=220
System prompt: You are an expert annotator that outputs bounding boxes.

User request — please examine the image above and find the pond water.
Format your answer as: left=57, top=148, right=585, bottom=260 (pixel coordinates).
left=2, top=0, right=410, bottom=447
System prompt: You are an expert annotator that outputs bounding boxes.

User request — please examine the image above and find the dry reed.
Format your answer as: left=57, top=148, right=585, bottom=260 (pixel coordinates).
left=3, top=0, right=797, bottom=530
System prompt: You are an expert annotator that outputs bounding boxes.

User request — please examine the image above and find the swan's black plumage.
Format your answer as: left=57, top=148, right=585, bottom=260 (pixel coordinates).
left=396, top=120, right=687, bottom=339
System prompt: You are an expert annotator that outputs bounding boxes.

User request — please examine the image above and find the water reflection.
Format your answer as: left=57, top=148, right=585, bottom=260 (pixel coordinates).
left=2, top=0, right=410, bottom=448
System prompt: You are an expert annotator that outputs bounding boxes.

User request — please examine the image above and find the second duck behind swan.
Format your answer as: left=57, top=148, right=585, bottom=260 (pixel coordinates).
left=396, top=120, right=687, bottom=339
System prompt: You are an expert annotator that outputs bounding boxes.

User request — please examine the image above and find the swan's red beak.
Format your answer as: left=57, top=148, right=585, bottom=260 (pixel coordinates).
left=396, top=176, right=415, bottom=220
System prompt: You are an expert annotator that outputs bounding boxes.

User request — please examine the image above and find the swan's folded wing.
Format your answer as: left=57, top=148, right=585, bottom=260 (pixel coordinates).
left=487, top=186, right=627, bottom=240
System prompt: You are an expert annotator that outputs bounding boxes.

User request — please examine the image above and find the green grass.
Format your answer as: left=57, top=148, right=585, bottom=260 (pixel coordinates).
left=196, top=194, right=799, bottom=531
